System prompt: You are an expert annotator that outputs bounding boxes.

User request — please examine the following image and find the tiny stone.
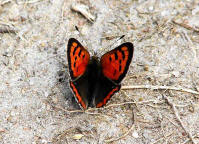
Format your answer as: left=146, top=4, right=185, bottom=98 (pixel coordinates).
left=132, top=131, right=139, bottom=138
left=72, top=134, right=84, bottom=140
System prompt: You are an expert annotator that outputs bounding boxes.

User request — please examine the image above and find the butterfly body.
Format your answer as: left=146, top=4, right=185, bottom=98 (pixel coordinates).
left=67, top=38, right=134, bottom=110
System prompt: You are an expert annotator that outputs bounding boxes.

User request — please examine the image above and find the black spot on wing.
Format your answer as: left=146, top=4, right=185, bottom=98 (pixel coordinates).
left=114, top=52, right=118, bottom=60
left=73, top=45, right=78, bottom=56
left=73, top=62, right=76, bottom=68
left=109, top=56, right=112, bottom=62
left=78, top=49, right=82, bottom=57
left=82, top=54, right=85, bottom=58
left=121, top=50, right=125, bottom=60
left=119, top=65, right=122, bottom=72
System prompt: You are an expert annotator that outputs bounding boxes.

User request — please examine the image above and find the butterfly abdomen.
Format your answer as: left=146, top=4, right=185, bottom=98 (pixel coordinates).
left=86, top=57, right=101, bottom=105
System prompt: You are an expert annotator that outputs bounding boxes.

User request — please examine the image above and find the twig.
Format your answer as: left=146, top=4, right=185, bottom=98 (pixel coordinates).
left=0, top=20, right=17, bottom=34
left=183, top=133, right=199, bottom=144
left=150, top=132, right=173, bottom=144
left=164, top=96, right=196, bottom=144
left=104, top=100, right=157, bottom=109
left=0, top=21, right=26, bottom=41
left=17, top=0, right=46, bottom=4
left=71, top=3, right=95, bottom=23
left=122, top=85, right=199, bottom=96
left=172, top=19, right=199, bottom=33
left=0, top=20, right=15, bottom=27
left=0, top=27, right=17, bottom=34
left=105, top=125, right=135, bottom=143
left=0, top=0, right=11, bottom=5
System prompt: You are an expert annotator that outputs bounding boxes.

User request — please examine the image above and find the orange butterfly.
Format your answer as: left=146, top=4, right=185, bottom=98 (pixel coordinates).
left=67, top=38, right=134, bottom=110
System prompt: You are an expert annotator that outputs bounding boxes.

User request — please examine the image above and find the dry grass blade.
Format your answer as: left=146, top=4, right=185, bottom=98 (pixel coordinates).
left=17, top=0, right=46, bottom=4
left=164, top=96, right=196, bottom=144
left=122, top=85, right=199, bottom=96
left=172, top=19, right=199, bottom=33
left=104, top=100, right=157, bottom=109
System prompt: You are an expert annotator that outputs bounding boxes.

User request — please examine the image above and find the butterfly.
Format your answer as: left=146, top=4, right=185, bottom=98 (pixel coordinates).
left=67, top=38, right=134, bottom=110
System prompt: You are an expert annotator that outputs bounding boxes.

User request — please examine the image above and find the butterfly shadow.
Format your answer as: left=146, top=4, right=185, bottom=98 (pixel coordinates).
left=47, top=62, right=81, bottom=113
left=57, top=68, right=81, bottom=110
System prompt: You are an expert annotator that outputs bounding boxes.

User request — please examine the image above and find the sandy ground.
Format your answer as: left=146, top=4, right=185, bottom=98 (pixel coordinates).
left=0, top=0, right=199, bottom=143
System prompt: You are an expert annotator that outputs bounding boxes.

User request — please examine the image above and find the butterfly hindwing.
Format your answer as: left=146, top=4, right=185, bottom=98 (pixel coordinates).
left=69, top=74, right=89, bottom=110
left=100, top=42, right=134, bottom=84
left=67, top=38, right=90, bottom=80
left=93, top=74, right=121, bottom=108
left=67, top=38, right=90, bottom=109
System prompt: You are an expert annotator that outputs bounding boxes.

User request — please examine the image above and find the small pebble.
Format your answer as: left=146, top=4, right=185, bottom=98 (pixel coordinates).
left=132, top=130, right=139, bottom=138
left=72, top=134, right=84, bottom=140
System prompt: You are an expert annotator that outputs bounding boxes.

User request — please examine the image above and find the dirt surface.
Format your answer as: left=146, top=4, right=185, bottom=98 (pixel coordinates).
left=0, top=0, right=199, bottom=143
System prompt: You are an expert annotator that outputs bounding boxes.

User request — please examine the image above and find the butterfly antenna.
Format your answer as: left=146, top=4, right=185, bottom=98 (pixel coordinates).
left=75, top=26, right=89, bottom=47
left=75, top=26, right=79, bottom=32
left=119, top=35, right=125, bottom=40
left=106, top=35, right=125, bottom=49
left=75, top=26, right=85, bottom=38
left=75, top=26, right=81, bottom=35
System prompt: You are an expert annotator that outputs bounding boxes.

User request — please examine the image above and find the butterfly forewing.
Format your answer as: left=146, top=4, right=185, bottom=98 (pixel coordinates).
left=67, top=38, right=90, bottom=80
left=100, top=42, right=134, bottom=84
